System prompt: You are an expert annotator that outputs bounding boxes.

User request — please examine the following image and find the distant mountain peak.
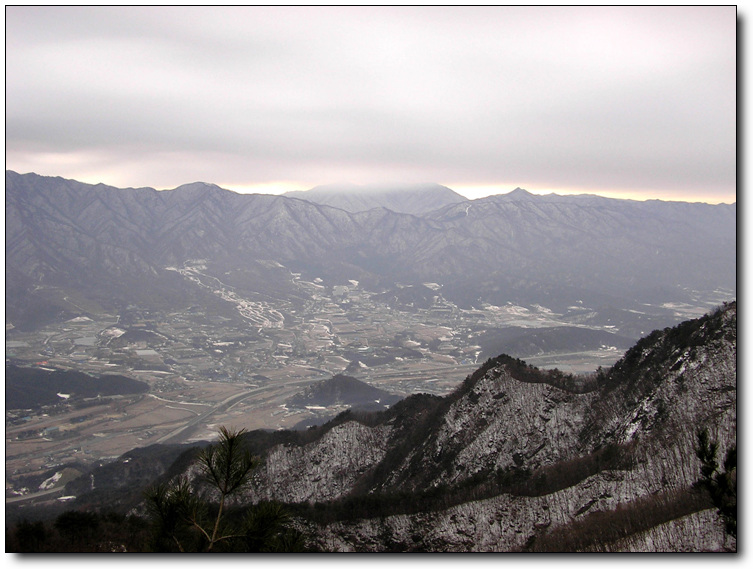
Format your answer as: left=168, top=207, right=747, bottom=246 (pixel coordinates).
left=170, top=181, right=225, bottom=192
left=503, top=187, right=536, bottom=200
left=284, top=182, right=467, bottom=214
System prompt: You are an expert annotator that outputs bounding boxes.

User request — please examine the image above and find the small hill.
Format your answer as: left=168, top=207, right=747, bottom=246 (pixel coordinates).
left=287, top=374, right=403, bottom=411
left=284, top=183, right=468, bottom=214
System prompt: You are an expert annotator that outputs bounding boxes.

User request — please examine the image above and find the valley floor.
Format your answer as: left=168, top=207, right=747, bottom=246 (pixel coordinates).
left=5, top=274, right=729, bottom=502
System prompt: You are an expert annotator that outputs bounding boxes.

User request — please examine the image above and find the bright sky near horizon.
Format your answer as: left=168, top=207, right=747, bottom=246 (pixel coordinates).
left=5, top=5, right=737, bottom=204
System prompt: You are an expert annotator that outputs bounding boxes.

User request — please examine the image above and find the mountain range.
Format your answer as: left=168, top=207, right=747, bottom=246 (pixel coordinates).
left=5, top=171, right=736, bottom=334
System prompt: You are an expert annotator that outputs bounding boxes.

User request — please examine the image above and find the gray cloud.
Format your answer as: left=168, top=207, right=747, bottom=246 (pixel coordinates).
left=6, top=6, right=736, bottom=202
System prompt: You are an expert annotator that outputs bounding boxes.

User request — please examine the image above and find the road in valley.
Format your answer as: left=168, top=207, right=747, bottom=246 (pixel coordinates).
left=155, top=377, right=318, bottom=444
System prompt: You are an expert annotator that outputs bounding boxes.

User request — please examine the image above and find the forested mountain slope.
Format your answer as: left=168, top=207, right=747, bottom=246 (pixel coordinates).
left=239, top=303, right=735, bottom=551
left=6, top=171, right=735, bottom=330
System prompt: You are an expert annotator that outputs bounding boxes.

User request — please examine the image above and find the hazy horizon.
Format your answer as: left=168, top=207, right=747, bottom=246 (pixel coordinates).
left=6, top=169, right=736, bottom=206
left=6, top=6, right=736, bottom=205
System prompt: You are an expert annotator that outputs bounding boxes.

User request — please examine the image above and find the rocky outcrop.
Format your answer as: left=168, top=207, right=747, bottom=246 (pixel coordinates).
left=428, top=367, right=590, bottom=486
left=255, top=421, right=393, bottom=503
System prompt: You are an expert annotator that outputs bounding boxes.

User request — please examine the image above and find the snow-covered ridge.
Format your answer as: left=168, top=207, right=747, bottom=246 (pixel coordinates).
left=237, top=304, right=736, bottom=551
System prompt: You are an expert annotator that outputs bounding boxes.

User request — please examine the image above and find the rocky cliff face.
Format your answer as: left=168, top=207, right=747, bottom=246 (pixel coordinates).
left=240, top=303, right=736, bottom=551
left=256, top=422, right=393, bottom=504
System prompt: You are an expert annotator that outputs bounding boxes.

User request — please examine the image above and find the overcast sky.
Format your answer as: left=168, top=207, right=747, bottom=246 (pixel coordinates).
left=5, top=5, right=737, bottom=203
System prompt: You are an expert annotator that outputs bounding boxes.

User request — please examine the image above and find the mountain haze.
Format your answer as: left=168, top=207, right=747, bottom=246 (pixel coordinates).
left=283, top=182, right=468, bottom=214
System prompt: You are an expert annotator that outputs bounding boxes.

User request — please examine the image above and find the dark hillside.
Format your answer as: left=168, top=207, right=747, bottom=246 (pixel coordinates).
left=474, top=325, right=636, bottom=360
left=5, top=365, right=149, bottom=410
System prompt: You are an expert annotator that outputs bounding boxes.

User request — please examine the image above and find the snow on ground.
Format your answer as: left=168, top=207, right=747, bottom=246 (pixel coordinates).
left=39, top=471, right=62, bottom=490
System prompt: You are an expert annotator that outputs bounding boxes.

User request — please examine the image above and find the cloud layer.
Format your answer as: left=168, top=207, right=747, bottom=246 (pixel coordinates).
left=6, top=6, right=736, bottom=202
